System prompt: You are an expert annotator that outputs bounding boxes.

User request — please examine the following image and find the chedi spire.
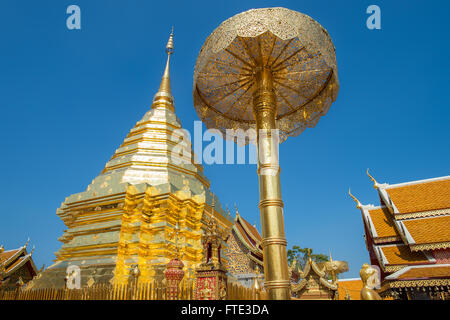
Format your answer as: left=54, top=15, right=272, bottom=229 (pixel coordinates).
left=152, top=29, right=174, bottom=110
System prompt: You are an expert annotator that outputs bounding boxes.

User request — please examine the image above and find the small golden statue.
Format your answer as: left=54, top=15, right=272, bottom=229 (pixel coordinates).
left=199, top=280, right=212, bottom=300
left=360, top=264, right=382, bottom=300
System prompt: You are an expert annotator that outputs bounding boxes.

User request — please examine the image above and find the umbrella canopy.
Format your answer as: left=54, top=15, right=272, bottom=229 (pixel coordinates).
left=193, top=7, right=339, bottom=143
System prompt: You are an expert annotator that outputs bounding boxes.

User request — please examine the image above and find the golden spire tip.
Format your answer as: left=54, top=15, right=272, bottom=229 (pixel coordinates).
left=166, top=28, right=174, bottom=55
left=153, top=29, right=174, bottom=107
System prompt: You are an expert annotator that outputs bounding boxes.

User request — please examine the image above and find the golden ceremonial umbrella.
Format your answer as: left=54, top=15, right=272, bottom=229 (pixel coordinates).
left=193, top=7, right=339, bottom=299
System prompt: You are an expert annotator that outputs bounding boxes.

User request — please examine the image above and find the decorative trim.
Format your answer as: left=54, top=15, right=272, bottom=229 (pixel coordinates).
left=385, top=263, right=450, bottom=280
left=385, top=265, right=405, bottom=273
left=384, top=278, right=450, bottom=289
left=291, top=279, right=307, bottom=292
left=319, top=278, right=337, bottom=290
left=373, top=236, right=402, bottom=244
left=310, top=261, right=325, bottom=278
left=410, top=242, right=450, bottom=252
left=395, top=209, right=450, bottom=220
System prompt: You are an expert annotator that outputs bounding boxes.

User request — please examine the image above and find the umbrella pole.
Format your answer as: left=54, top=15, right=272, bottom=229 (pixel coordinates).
left=253, top=67, right=290, bottom=300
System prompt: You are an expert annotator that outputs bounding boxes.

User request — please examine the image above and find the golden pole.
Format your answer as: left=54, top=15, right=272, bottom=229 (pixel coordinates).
left=253, top=67, right=290, bottom=300
left=193, top=7, right=340, bottom=299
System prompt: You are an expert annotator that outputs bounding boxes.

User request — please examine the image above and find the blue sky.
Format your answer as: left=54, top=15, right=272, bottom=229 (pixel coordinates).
left=0, top=0, right=449, bottom=278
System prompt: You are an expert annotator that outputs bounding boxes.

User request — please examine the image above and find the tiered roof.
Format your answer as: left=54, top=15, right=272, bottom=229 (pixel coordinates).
left=232, top=211, right=263, bottom=265
left=351, top=173, right=450, bottom=293
left=0, top=240, right=37, bottom=284
left=291, top=254, right=344, bottom=300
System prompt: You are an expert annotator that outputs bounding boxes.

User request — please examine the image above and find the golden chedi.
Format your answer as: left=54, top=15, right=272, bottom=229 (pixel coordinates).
left=29, top=31, right=233, bottom=289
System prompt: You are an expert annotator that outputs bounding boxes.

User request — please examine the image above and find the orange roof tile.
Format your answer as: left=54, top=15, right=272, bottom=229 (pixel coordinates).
left=0, top=249, right=20, bottom=264
left=397, top=265, right=450, bottom=280
left=337, top=279, right=363, bottom=300
left=403, top=215, right=450, bottom=245
left=368, top=207, right=399, bottom=239
left=234, top=219, right=263, bottom=258
left=235, top=222, right=253, bottom=245
left=386, top=178, right=450, bottom=214
left=380, top=245, right=430, bottom=265
left=5, top=256, right=26, bottom=273
left=239, top=216, right=262, bottom=242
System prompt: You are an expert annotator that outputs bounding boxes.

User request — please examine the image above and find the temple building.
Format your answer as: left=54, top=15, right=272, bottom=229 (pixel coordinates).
left=27, top=32, right=235, bottom=289
left=225, top=209, right=264, bottom=287
left=0, top=240, right=38, bottom=290
left=350, top=173, right=450, bottom=300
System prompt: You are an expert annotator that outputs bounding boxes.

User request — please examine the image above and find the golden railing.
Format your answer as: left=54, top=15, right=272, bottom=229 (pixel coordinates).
left=0, top=280, right=267, bottom=300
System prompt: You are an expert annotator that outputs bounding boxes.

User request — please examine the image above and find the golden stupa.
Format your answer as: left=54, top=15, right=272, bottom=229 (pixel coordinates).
left=29, top=32, right=233, bottom=289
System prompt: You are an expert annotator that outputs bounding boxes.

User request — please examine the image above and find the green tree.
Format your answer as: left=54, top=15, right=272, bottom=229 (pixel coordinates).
left=287, top=245, right=328, bottom=269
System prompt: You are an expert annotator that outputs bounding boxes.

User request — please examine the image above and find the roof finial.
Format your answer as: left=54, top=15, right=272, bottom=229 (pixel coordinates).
left=153, top=29, right=174, bottom=108
left=367, top=168, right=379, bottom=189
left=348, top=188, right=362, bottom=209
left=307, top=248, right=312, bottom=262
left=234, top=203, right=239, bottom=216
left=329, top=249, right=333, bottom=262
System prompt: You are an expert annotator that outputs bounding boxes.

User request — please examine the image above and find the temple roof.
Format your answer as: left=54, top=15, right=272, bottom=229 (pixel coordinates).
left=353, top=174, right=450, bottom=290
left=233, top=211, right=263, bottom=261
left=363, top=205, right=450, bottom=249
left=366, top=206, right=400, bottom=241
left=239, top=216, right=262, bottom=243
left=402, top=215, right=450, bottom=247
left=353, top=174, right=450, bottom=252
left=375, top=244, right=434, bottom=269
left=0, top=249, right=21, bottom=265
left=0, top=241, right=37, bottom=278
left=384, top=177, right=450, bottom=215
left=385, top=264, right=450, bottom=280
left=291, top=257, right=338, bottom=294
